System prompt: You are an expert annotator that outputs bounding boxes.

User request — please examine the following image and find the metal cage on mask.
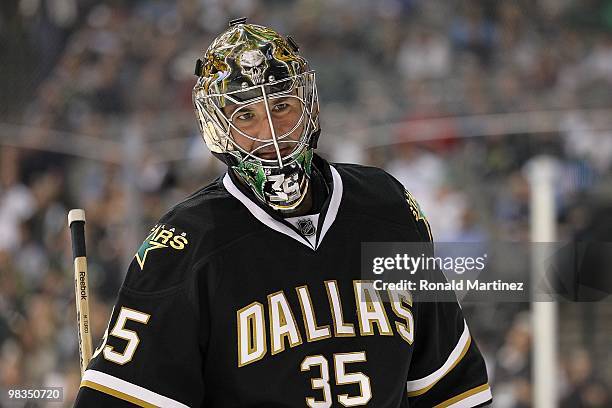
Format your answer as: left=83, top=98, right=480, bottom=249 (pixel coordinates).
left=193, top=72, right=318, bottom=167
left=193, top=71, right=320, bottom=211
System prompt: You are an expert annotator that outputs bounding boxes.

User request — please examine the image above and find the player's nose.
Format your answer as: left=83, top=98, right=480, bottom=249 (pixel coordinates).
left=255, top=117, right=275, bottom=141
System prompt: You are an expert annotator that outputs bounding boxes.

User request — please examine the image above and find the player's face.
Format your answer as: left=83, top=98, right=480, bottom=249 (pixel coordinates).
left=223, top=96, right=305, bottom=161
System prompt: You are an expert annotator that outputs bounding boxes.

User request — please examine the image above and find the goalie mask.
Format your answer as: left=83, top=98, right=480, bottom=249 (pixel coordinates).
left=193, top=18, right=320, bottom=212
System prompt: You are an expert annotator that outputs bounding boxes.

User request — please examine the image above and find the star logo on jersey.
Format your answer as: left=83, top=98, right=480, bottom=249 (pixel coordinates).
left=135, top=226, right=167, bottom=270
left=405, top=189, right=432, bottom=240
left=134, top=224, right=189, bottom=270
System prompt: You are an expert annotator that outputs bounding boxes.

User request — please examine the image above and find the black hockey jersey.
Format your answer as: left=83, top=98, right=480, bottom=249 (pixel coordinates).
left=74, top=155, right=491, bottom=407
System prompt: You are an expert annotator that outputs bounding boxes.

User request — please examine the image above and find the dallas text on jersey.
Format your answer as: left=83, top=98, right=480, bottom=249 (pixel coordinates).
left=237, top=281, right=415, bottom=367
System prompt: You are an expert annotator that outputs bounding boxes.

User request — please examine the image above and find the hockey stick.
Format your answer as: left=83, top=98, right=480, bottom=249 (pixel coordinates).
left=68, top=209, right=93, bottom=376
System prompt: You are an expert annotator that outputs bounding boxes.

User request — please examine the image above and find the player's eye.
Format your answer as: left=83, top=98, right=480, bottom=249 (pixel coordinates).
left=235, top=111, right=255, bottom=121
left=272, top=102, right=289, bottom=113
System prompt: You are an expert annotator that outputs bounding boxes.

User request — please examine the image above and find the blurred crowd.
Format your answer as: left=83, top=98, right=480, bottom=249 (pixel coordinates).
left=1, top=0, right=612, bottom=406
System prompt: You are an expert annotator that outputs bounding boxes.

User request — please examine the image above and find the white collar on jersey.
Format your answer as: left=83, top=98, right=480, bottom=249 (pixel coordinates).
left=222, top=165, right=343, bottom=251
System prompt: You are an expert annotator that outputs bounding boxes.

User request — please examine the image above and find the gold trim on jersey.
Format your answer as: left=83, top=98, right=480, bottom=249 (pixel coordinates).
left=324, top=280, right=356, bottom=337
left=80, top=369, right=189, bottom=407
left=353, top=281, right=393, bottom=336
left=406, top=334, right=472, bottom=397
left=332, top=351, right=372, bottom=405
left=237, top=301, right=267, bottom=367
left=81, top=381, right=156, bottom=407
left=433, top=383, right=491, bottom=408
left=267, top=290, right=303, bottom=355
left=388, top=289, right=415, bottom=345
left=296, top=285, right=332, bottom=342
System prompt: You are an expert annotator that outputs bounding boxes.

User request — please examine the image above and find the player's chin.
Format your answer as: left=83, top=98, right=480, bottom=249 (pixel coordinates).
left=256, top=147, right=296, bottom=160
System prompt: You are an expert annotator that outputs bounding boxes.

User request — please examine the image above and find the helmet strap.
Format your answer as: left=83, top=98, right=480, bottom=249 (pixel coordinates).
left=309, top=128, right=321, bottom=149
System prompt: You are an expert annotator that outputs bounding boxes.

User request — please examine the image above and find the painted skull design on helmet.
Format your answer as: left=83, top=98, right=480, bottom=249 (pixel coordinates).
left=238, top=49, right=268, bottom=85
